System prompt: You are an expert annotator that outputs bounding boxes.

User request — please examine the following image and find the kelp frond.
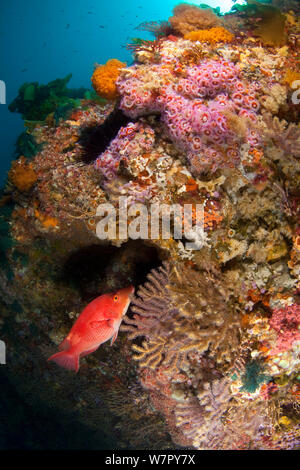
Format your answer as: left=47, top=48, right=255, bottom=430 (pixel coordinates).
left=135, top=21, right=173, bottom=38
left=231, top=0, right=287, bottom=46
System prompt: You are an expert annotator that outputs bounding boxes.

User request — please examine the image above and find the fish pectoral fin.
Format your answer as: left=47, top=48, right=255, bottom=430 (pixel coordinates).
left=89, top=320, right=110, bottom=329
left=110, top=331, right=118, bottom=346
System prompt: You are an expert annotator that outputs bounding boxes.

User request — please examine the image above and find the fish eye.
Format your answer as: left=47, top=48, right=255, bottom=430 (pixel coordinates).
left=113, top=295, right=119, bottom=302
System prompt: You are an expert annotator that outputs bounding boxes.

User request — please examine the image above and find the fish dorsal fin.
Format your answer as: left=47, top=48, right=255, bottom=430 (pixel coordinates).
left=89, top=319, right=113, bottom=329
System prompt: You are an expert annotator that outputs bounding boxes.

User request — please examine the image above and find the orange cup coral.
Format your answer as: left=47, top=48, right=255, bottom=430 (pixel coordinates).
left=283, top=69, right=300, bottom=88
left=184, top=27, right=234, bottom=44
left=34, top=209, right=59, bottom=230
left=8, top=156, right=37, bottom=192
left=91, top=59, right=126, bottom=100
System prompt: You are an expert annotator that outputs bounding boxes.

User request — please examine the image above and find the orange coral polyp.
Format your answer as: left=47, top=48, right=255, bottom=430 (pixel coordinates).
left=184, top=27, right=234, bottom=44
left=91, top=59, right=126, bottom=100
left=283, top=69, right=300, bottom=87
left=34, top=209, right=58, bottom=229
left=8, top=156, right=37, bottom=192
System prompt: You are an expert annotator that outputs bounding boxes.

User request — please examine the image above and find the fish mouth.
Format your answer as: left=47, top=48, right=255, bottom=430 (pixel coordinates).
left=120, top=285, right=135, bottom=316
left=120, top=285, right=135, bottom=298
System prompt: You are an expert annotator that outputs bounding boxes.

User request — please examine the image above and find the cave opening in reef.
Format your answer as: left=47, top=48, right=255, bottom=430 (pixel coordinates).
left=62, top=239, right=165, bottom=302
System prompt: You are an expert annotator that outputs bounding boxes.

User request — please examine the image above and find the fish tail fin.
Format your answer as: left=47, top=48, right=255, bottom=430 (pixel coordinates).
left=47, top=350, right=79, bottom=373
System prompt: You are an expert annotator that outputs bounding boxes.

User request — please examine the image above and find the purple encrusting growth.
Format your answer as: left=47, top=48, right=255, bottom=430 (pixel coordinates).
left=94, top=121, right=155, bottom=180
left=116, top=59, right=261, bottom=173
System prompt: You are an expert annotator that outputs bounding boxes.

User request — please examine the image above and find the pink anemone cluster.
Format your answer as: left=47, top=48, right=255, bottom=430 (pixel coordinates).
left=94, top=121, right=155, bottom=180
left=269, top=304, right=300, bottom=354
left=117, top=59, right=261, bottom=173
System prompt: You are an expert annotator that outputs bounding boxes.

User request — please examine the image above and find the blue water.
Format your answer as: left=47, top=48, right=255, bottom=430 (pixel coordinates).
left=0, top=0, right=241, bottom=186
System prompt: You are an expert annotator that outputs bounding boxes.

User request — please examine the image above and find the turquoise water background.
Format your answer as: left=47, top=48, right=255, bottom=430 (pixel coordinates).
left=0, top=0, right=241, bottom=186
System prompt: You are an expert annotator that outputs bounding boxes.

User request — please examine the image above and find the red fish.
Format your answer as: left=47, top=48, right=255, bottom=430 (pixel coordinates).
left=47, top=286, right=134, bottom=372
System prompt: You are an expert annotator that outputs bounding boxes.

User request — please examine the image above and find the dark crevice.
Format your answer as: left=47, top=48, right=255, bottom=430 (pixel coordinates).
left=0, top=370, right=115, bottom=450
left=79, top=106, right=134, bottom=163
left=62, top=240, right=164, bottom=301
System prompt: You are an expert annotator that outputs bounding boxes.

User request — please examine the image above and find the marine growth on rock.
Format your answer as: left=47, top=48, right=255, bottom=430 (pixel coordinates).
left=1, top=1, right=300, bottom=451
